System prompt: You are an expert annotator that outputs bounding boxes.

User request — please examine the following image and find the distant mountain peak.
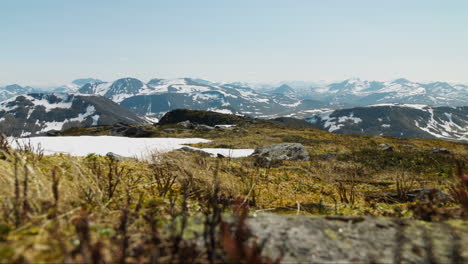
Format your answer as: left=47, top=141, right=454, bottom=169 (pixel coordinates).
left=392, top=78, right=411, bottom=84
left=71, top=78, right=102, bottom=87
left=271, top=84, right=295, bottom=94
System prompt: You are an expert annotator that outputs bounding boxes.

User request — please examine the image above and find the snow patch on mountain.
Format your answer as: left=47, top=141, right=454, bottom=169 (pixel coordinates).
left=308, top=111, right=361, bottom=132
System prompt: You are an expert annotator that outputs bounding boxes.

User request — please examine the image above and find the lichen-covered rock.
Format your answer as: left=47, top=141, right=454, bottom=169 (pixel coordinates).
left=245, top=213, right=468, bottom=264
left=250, top=143, right=310, bottom=167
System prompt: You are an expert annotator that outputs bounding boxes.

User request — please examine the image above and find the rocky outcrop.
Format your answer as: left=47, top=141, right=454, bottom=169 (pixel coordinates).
left=158, top=109, right=250, bottom=126
left=250, top=143, right=310, bottom=167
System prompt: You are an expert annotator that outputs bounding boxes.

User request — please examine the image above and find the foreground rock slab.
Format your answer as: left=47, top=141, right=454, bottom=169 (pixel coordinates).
left=246, top=213, right=467, bottom=263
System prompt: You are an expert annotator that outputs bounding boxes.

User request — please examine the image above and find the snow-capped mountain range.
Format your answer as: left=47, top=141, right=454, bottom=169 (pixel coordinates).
left=0, top=93, right=145, bottom=137
left=75, top=77, right=325, bottom=118
left=53, top=78, right=103, bottom=93
left=263, top=78, right=468, bottom=107
left=1, top=77, right=467, bottom=115
left=0, top=77, right=466, bottom=140
left=305, top=104, right=468, bottom=141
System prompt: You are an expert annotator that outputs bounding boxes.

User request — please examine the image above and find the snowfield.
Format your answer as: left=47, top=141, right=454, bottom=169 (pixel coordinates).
left=11, top=136, right=254, bottom=159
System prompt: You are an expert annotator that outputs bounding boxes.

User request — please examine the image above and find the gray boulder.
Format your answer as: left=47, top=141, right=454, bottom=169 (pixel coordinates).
left=250, top=143, right=310, bottom=167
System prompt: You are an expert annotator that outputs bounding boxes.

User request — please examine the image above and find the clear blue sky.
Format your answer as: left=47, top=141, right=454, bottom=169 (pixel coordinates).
left=1, top=0, right=468, bottom=86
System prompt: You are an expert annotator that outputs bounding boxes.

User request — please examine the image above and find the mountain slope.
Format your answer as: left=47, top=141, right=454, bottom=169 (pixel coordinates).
left=0, top=93, right=146, bottom=137
left=305, top=104, right=468, bottom=141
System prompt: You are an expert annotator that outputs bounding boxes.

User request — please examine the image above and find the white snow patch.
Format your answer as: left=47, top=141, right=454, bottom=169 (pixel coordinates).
left=11, top=136, right=254, bottom=159
left=214, top=125, right=236, bottom=128
left=366, top=103, right=429, bottom=110
left=308, top=111, right=362, bottom=133
left=25, top=94, right=73, bottom=112
left=208, top=108, right=233, bottom=114
left=37, top=105, right=97, bottom=133
left=143, top=115, right=159, bottom=124
left=12, top=136, right=210, bottom=158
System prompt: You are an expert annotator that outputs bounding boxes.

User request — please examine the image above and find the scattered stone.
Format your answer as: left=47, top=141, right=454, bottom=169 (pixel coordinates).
left=111, top=122, right=152, bottom=137
left=431, top=147, right=451, bottom=154
left=379, top=143, right=393, bottom=152
left=177, top=120, right=194, bottom=129
left=250, top=143, right=310, bottom=167
left=217, top=153, right=226, bottom=158
left=368, top=187, right=450, bottom=203
left=195, top=124, right=215, bottom=131
left=106, top=152, right=128, bottom=161
left=179, top=147, right=212, bottom=157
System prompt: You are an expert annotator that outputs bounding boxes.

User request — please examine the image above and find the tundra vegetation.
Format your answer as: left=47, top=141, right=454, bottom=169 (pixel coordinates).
left=0, top=116, right=467, bottom=263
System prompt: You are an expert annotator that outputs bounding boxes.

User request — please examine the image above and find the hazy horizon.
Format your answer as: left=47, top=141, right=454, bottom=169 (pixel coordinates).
left=3, top=76, right=468, bottom=89
left=2, top=0, right=468, bottom=86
